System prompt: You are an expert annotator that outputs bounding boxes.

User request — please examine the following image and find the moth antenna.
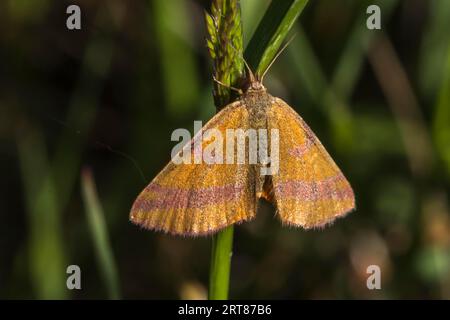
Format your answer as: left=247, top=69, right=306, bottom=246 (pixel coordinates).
left=243, top=58, right=256, bottom=82
left=212, top=75, right=243, bottom=95
left=260, top=34, right=297, bottom=83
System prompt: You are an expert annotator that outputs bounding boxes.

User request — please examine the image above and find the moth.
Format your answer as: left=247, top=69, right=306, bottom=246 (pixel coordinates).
left=130, top=63, right=355, bottom=236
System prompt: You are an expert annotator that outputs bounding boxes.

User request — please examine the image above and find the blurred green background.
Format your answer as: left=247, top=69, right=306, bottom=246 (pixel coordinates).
left=1, top=0, right=450, bottom=299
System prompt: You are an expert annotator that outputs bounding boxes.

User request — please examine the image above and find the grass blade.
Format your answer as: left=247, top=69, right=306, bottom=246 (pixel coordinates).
left=206, top=0, right=310, bottom=300
left=81, top=168, right=121, bottom=299
left=208, top=226, right=234, bottom=299
left=206, top=0, right=244, bottom=300
left=17, top=128, right=67, bottom=299
left=244, top=0, right=309, bottom=76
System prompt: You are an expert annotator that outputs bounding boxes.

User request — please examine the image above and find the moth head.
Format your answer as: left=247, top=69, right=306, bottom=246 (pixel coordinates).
left=243, top=60, right=266, bottom=92
left=247, top=80, right=265, bottom=92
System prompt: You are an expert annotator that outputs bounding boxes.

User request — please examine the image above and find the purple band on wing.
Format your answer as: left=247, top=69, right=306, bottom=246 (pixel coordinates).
left=274, top=174, right=354, bottom=201
left=133, top=183, right=245, bottom=210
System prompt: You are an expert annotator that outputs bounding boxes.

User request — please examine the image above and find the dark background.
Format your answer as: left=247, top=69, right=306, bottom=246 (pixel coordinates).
left=1, top=0, right=450, bottom=299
